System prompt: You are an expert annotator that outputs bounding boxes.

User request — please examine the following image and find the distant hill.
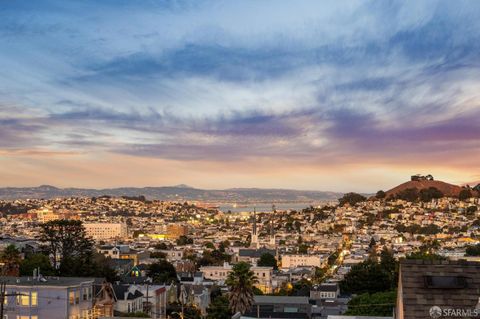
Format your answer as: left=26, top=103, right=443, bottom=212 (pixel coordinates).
left=0, top=185, right=343, bottom=202
left=386, top=179, right=465, bottom=198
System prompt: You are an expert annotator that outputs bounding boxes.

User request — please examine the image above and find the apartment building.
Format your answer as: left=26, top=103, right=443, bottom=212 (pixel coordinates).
left=281, top=254, right=323, bottom=269
left=2, top=276, right=95, bottom=319
left=83, top=222, right=128, bottom=240
left=200, top=263, right=274, bottom=293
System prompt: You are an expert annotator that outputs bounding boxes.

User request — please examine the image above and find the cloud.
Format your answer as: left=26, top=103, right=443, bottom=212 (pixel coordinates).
left=1, top=0, right=480, bottom=188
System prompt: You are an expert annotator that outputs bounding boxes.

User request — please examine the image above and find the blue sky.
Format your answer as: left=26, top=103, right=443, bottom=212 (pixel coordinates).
left=0, top=0, right=479, bottom=191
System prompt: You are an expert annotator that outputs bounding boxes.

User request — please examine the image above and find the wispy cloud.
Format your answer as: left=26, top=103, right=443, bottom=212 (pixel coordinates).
left=0, top=0, right=479, bottom=189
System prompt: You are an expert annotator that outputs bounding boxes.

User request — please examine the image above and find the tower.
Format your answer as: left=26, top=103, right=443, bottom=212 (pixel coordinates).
left=251, top=208, right=259, bottom=248
left=269, top=204, right=276, bottom=247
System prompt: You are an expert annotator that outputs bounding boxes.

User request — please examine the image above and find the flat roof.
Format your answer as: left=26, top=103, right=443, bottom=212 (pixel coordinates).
left=254, top=295, right=310, bottom=305
left=2, top=276, right=96, bottom=287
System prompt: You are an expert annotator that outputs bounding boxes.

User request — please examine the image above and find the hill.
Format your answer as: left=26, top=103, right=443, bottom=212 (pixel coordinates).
left=0, top=185, right=343, bottom=202
left=386, top=179, right=465, bottom=198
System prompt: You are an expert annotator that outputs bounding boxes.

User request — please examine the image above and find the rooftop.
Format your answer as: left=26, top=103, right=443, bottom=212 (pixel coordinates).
left=2, top=276, right=95, bottom=287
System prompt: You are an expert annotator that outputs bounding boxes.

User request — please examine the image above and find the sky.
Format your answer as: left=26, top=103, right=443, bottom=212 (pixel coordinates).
left=0, top=0, right=479, bottom=192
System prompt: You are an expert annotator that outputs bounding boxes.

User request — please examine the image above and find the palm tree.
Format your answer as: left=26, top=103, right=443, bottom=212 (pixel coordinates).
left=225, top=262, right=258, bottom=315
left=0, top=244, right=21, bottom=276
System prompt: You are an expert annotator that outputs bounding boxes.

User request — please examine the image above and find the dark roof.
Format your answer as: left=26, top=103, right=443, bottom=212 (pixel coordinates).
left=313, top=283, right=339, bottom=292
left=254, top=296, right=310, bottom=305
left=238, top=248, right=276, bottom=258
left=119, top=276, right=151, bottom=284
left=113, top=285, right=144, bottom=300
left=398, top=259, right=480, bottom=318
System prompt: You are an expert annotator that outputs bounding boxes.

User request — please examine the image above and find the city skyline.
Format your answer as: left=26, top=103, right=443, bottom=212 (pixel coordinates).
left=1, top=1, right=480, bottom=192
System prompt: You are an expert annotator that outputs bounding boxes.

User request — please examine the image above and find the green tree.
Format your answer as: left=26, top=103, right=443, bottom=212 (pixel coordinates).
left=39, top=220, right=95, bottom=276
left=257, top=253, right=278, bottom=270
left=206, top=295, right=232, bottom=319
left=406, top=251, right=447, bottom=261
left=340, top=259, right=395, bottom=294
left=345, top=291, right=396, bottom=316
left=396, top=188, right=419, bottom=202
left=205, top=242, right=215, bottom=249
left=339, top=193, right=367, bottom=206
left=176, top=236, right=193, bottom=245
left=419, top=187, right=443, bottom=202
left=376, top=190, right=386, bottom=199
left=19, top=253, right=55, bottom=276
left=148, top=259, right=178, bottom=284
left=225, top=262, right=258, bottom=315
left=459, top=189, right=473, bottom=201
left=0, top=244, right=21, bottom=276
left=466, top=244, right=480, bottom=256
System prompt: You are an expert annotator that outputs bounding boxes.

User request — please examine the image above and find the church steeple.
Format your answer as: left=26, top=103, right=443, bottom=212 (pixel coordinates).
left=251, top=207, right=258, bottom=248
left=269, top=204, right=276, bottom=246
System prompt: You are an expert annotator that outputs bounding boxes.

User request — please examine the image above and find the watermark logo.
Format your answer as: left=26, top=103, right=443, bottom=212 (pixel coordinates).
left=430, top=306, right=442, bottom=319
left=429, top=305, right=480, bottom=318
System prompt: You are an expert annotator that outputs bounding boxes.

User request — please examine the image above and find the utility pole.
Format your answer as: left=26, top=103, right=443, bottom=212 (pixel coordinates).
left=0, top=282, right=20, bottom=319
left=0, top=281, right=5, bottom=319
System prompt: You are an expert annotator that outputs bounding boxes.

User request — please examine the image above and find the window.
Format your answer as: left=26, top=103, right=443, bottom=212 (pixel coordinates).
left=75, top=290, right=79, bottom=304
left=424, top=275, right=468, bottom=289
left=30, top=292, right=37, bottom=307
left=16, top=292, right=30, bottom=306
left=81, top=309, right=91, bottom=319
left=69, top=291, right=75, bottom=305
left=83, top=288, right=88, bottom=301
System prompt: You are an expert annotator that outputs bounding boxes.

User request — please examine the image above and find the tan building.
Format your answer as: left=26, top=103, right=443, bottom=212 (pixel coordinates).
left=36, top=208, right=60, bottom=223
left=166, top=224, right=188, bottom=239
left=200, top=263, right=274, bottom=293
left=84, top=222, right=128, bottom=240
left=281, top=254, right=323, bottom=269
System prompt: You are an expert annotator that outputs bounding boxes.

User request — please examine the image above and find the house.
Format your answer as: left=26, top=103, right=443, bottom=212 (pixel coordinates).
left=93, top=279, right=116, bottom=318
left=282, top=254, right=324, bottom=269
left=98, top=245, right=149, bottom=266
left=245, top=295, right=312, bottom=319
left=2, top=276, right=95, bottom=319
left=310, top=283, right=340, bottom=300
left=180, top=284, right=211, bottom=315
left=235, top=248, right=276, bottom=265
left=200, top=262, right=274, bottom=293
left=112, top=284, right=144, bottom=315
left=396, top=259, right=480, bottom=319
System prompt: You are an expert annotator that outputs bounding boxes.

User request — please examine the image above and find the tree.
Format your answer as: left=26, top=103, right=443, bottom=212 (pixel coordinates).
left=150, top=251, right=167, bottom=259
left=257, top=253, right=278, bottom=270
left=396, top=188, right=419, bottom=202
left=466, top=244, right=480, bottom=256
left=154, top=242, right=169, bottom=250
left=148, top=260, right=178, bottom=284
left=340, top=257, right=396, bottom=294
left=419, top=187, right=443, bottom=202
left=339, top=193, right=366, bottom=206
left=205, top=242, right=215, bottom=249
left=313, top=267, right=327, bottom=284
left=0, top=244, right=21, bottom=276
left=39, top=220, right=95, bottom=276
left=206, top=295, right=232, bottom=319
left=459, top=189, right=473, bottom=201
left=406, top=251, right=447, bottom=261
left=298, top=244, right=309, bottom=254
left=345, top=291, right=396, bottom=316
left=376, top=190, right=386, bottom=199
left=225, top=262, right=258, bottom=315
left=176, top=236, right=193, bottom=246
left=20, top=253, right=55, bottom=276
